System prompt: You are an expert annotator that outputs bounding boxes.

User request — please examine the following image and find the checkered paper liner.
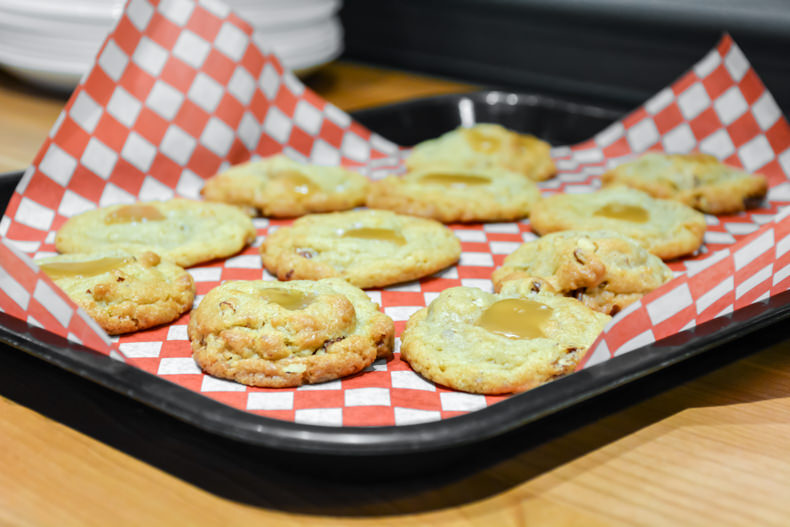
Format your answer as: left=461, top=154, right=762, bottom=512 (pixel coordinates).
left=0, top=0, right=788, bottom=427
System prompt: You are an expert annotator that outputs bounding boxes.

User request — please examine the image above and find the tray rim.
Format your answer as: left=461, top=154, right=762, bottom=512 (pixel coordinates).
left=2, top=285, right=788, bottom=456
left=1, top=90, right=788, bottom=456
left=350, top=90, right=626, bottom=121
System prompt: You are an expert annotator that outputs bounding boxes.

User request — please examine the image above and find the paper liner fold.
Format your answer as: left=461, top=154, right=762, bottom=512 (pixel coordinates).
left=0, top=0, right=788, bottom=426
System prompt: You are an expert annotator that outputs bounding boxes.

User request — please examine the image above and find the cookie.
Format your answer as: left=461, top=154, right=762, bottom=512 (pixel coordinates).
left=399, top=281, right=610, bottom=394
left=36, top=250, right=195, bottom=335
left=601, top=152, right=768, bottom=214
left=366, top=165, right=542, bottom=223
left=405, top=123, right=556, bottom=181
left=491, top=230, right=673, bottom=315
left=529, top=187, right=706, bottom=260
left=261, top=209, right=461, bottom=288
left=201, top=154, right=370, bottom=217
left=55, top=199, right=256, bottom=268
left=188, top=278, right=394, bottom=388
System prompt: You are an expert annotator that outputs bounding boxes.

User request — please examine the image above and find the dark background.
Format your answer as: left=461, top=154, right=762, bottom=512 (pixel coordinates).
left=339, top=0, right=790, bottom=114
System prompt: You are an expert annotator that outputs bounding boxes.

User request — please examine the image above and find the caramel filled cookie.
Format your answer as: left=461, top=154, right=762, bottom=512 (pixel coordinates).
left=400, top=281, right=610, bottom=394
left=261, top=209, right=461, bottom=288
left=492, top=230, right=673, bottom=315
left=366, top=165, right=541, bottom=223
left=188, top=278, right=394, bottom=388
left=36, top=250, right=194, bottom=335
left=201, top=154, right=370, bottom=217
left=55, top=199, right=256, bottom=268
left=602, top=152, right=768, bottom=214
left=405, top=123, right=556, bottom=181
left=529, top=187, right=706, bottom=260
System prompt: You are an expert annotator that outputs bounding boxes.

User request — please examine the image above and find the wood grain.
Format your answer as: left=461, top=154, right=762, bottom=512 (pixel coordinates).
left=1, top=63, right=790, bottom=526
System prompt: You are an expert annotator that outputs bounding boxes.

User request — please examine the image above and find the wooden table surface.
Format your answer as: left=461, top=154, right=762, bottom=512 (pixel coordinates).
left=1, top=62, right=790, bottom=527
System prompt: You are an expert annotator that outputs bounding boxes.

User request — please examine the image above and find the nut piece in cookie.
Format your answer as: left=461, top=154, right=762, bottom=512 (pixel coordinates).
left=55, top=199, right=256, bottom=268
left=201, top=154, right=370, bottom=217
left=366, top=165, right=541, bottom=223
left=36, top=250, right=195, bottom=335
left=399, top=283, right=610, bottom=394
left=188, top=278, right=394, bottom=388
left=602, top=152, right=768, bottom=214
left=261, top=209, right=461, bottom=288
left=529, top=187, right=706, bottom=260
left=405, top=123, right=556, bottom=181
left=492, top=230, right=673, bottom=315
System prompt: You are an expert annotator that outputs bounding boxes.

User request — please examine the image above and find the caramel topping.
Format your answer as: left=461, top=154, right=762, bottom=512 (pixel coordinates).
left=104, top=204, right=165, bottom=225
left=420, top=173, right=491, bottom=186
left=515, top=134, right=538, bottom=150
left=475, top=298, right=553, bottom=339
left=340, top=227, right=407, bottom=245
left=259, top=288, right=315, bottom=310
left=593, top=203, right=649, bottom=223
left=463, top=128, right=502, bottom=153
left=39, top=257, right=133, bottom=280
left=270, top=170, right=318, bottom=195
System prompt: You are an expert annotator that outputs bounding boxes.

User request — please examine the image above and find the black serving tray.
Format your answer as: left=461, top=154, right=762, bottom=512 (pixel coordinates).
left=1, top=91, right=789, bottom=463
left=351, top=91, right=623, bottom=146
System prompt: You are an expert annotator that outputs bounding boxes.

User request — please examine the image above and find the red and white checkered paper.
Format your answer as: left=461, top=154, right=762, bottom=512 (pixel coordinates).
left=1, top=0, right=788, bottom=427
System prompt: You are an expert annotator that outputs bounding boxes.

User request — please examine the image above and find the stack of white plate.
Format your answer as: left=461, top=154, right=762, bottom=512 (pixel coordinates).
left=0, top=0, right=343, bottom=90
